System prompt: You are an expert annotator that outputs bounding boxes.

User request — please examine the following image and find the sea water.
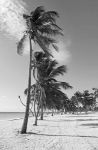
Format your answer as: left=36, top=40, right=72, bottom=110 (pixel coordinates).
left=0, top=112, right=25, bottom=121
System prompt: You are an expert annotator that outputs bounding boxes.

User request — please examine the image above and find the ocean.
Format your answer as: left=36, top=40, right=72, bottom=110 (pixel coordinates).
left=0, top=112, right=54, bottom=121
left=0, top=112, right=25, bottom=121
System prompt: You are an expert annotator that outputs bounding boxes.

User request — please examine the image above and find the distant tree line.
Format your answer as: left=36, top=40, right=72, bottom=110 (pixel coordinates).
left=64, top=89, right=98, bottom=114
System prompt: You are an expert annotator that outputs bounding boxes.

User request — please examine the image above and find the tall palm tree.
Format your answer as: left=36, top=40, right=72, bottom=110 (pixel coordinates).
left=17, top=6, right=63, bottom=133
left=24, top=52, right=72, bottom=124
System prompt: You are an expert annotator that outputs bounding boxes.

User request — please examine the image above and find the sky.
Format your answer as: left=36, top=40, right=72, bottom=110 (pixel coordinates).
left=0, top=0, right=98, bottom=111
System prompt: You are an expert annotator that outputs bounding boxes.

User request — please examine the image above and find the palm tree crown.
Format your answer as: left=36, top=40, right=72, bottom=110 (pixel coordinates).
left=31, top=52, right=72, bottom=110
left=17, top=6, right=63, bottom=56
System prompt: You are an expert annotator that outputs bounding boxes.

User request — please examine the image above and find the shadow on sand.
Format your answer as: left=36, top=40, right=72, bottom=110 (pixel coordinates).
left=81, top=123, right=98, bottom=128
left=66, top=115, right=98, bottom=118
left=27, top=132, right=98, bottom=138
left=44, top=118, right=98, bottom=122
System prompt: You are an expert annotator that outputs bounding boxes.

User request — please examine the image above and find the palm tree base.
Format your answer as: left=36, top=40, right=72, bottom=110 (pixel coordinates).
left=33, top=123, right=37, bottom=126
left=20, top=129, right=27, bottom=134
left=40, top=115, right=43, bottom=120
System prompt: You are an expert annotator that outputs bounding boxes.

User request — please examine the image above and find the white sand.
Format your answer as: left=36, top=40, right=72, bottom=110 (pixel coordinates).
left=0, top=112, right=98, bottom=150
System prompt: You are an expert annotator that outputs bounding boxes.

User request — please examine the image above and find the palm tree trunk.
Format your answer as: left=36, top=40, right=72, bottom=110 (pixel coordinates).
left=52, top=109, right=54, bottom=116
left=40, top=102, right=43, bottom=120
left=21, top=37, right=32, bottom=134
left=34, top=104, right=40, bottom=126
left=40, top=88, right=44, bottom=120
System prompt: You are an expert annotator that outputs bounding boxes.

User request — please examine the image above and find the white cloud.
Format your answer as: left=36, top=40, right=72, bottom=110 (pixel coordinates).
left=0, top=0, right=27, bottom=40
left=1, top=96, right=7, bottom=99
left=52, top=40, right=71, bottom=65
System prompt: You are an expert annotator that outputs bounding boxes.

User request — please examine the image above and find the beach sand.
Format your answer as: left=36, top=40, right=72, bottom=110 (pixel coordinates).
left=0, top=112, right=98, bottom=150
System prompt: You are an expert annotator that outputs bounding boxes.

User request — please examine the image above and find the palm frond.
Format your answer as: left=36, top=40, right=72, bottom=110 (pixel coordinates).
left=46, top=78, right=57, bottom=83
left=38, top=35, right=56, bottom=46
left=46, top=60, right=58, bottom=76
left=35, top=33, right=53, bottom=57
left=23, top=14, right=30, bottom=19
left=38, top=25, right=63, bottom=36
left=39, top=11, right=59, bottom=24
left=52, top=44, right=59, bottom=51
left=41, top=78, right=57, bottom=87
left=45, top=11, right=59, bottom=18
left=45, top=87, right=67, bottom=109
left=51, top=23, right=63, bottom=30
left=49, top=65, right=67, bottom=78
left=34, top=51, right=46, bottom=62
left=17, top=34, right=27, bottom=55
left=55, top=82, right=72, bottom=89
left=24, top=84, right=36, bottom=95
left=32, top=6, right=45, bottom=22
left=36, top=14, right=56, bottom=25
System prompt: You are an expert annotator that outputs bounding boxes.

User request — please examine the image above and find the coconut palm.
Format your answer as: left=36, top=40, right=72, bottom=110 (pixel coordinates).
left=24, top=52, right=72, bottom=124
left=33, top=52, right=72, bottom=120
left=73, top=91, right=83, bottom=113
left=82, top=90, right=95, bottom=113
left=17, top=6, right=63, bottom=133
left=24, top=82, right=46, bottom=125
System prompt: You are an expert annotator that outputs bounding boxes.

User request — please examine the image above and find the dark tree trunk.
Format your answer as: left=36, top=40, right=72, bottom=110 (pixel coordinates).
left=34, top=104, right=40, bottom=126
left=21, top=37, right=32, bottom=134
left=40, top=102, right=43, bottom=120
left=40, top=88, right=44, bottom=120
left=52, top=109, right=54, bottom=116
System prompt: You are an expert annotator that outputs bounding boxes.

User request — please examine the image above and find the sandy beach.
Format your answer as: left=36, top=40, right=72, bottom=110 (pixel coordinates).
left=0, top=112, right=98, bottom=150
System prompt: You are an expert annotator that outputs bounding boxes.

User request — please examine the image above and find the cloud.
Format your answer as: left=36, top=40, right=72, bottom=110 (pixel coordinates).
left=1, top=96, right=7, bottom=99
left=0, top=0, right=72, bottom=63
left=52, top=40, right=71, bottom=65
left=0, top=0, right=27, bottom=40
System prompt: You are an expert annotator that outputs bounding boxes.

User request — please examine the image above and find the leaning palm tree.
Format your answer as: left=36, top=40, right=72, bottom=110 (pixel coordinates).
left=17, top=6, right=63, bottom=133
left=24, top=52, right=72, bottom=124
left=24, top=82, right=45, bottom=126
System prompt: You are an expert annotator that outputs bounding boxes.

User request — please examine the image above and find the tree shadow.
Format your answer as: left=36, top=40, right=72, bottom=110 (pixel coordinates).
left=38, top=124, right=59, bottom=127
left=44, top=119, right=62, bottom=122
left=67, top=115, right=98, bottom=118
left=27, top=132, right=98, bottom=138
left=44, top=118, right=98, bottom=122
left=76, top=119, right=98, bottom=121
left=81, top=123, right=98, bottom=128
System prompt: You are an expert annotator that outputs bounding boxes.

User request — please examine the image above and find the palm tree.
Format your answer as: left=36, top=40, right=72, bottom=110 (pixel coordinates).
left=63, top=97, right=71, bottom=113
left=34, top=52, right=72, bottom=120
left=73, top=91, right=83, bottom=113
left=24, top=52, right=72, bottom=124
left=82, top=90, right=95, bottom=113
left=17, top=6, right=63, bottom=133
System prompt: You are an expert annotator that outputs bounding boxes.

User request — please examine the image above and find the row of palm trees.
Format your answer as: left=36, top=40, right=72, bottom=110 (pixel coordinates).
left=63, top=89, right=97, bottom=114
left=17, top=6, right=71, bottom=134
